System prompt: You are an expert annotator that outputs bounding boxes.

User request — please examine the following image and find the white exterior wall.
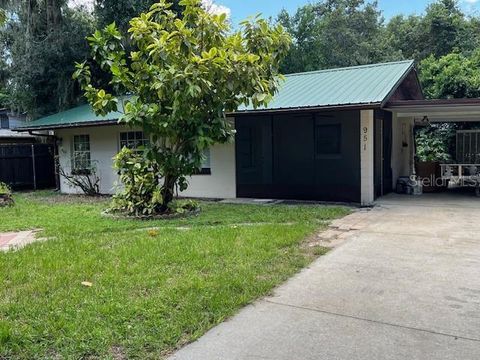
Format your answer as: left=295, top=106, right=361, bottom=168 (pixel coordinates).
left=55, top=125, right=237, bottom=199
left=391, top=113, right=415, bottom=188
left=360, top=110, right=375, bottom=206
left=57, top=125, right=126, bottom=195
left=180, top=141, right=236, bottom=198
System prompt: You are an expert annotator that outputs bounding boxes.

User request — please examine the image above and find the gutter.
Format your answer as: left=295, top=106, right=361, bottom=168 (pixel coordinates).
left=28, top=131, right=56, bottom=138
left=386, top=99, right=480, bottom=108
left=230, top=102, right=383, bottom=116
left=12, top=119, right=119, bottom=132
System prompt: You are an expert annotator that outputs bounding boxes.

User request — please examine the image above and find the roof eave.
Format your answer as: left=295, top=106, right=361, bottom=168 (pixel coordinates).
left=0, top=134, right=35, bottom=139
left=12, top=119, right=119, bottom=132
left=386, top=98, right=480, bottom=108
left=230, top=102, right=383, bottom=116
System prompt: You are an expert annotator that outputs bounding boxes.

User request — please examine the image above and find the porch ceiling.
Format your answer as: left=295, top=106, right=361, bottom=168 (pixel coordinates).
left=385, top=99, right=480, bottom=122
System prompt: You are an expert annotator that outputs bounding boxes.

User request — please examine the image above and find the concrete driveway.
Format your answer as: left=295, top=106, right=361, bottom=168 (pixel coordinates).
left=170, top=193, right=480, bottom=360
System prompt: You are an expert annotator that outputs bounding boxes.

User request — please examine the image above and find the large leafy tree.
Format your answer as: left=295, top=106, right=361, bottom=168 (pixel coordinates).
left=74, top=0, right=290, bottom=213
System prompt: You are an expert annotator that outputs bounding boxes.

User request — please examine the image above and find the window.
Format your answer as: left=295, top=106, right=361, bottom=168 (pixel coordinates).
left=0, top=114, right=9, bottom=129
left=72, top=135, right=91, bottom=174
left=316, top=124, right=342, bottom=156
left=196, top=148, right=211, bottom=175
left=119, top=131, right=149, bottom=150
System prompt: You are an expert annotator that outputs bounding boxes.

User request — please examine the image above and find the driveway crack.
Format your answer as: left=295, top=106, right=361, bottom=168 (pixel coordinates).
left=264, top=299, right=480, bottom=343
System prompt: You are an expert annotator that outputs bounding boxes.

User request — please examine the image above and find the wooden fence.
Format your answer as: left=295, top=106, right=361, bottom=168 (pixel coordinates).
left=0, top=144, right=56, bottom=190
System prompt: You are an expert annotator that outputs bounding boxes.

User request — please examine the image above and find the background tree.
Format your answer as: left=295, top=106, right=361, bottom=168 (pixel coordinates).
left=384, top=0, right=480, bottom=63
left=0, top=0, right=11, bottom=107
left=422, top=0, right=475, bottom=58
left=1, top=0, right=94, bottom=116
left=278, top=0, right=480, bottom=75
left=383, top=14, right=425, bottom=61
left=95, top=0, right=182, bottom=34
left=278, top=0, right=393, bottom=73
left=0, top=0, right=183, bottom=117
left=1, top=0, right=480, bottom=118
left=74, top=0, right=290, bottom=214
left=420, top=51, right=480, bottom=99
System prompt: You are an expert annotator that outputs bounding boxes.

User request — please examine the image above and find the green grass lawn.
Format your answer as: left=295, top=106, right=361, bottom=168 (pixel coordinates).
left=0, top=191, right=349, bottom=359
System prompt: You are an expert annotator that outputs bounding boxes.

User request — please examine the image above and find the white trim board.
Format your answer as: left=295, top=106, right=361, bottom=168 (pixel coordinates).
left=360, top=110, right=374, bottom=205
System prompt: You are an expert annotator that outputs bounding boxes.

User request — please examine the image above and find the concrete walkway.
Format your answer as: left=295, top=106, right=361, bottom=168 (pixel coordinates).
left=170, top=193, right=480, bottom=360
left=0, top=230, right=42, bottom=251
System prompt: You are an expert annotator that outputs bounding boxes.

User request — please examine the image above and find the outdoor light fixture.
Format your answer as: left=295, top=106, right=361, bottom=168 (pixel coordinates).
left=414, top=115, right=430, bottom=126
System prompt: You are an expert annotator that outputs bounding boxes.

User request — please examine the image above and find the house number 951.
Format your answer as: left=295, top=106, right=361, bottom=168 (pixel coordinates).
left=362, top=127, right=368, bottom=150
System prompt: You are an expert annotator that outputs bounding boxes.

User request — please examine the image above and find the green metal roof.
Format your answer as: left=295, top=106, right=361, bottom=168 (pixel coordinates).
left=16, top=103, right=122, bottom=131
left=17, top=60, right=415, bottom=130
left=239, top=60, right=415, bottom=112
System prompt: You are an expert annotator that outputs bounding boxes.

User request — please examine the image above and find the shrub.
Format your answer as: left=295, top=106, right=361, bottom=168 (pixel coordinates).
left=416, top=125, right=453, bottom=162
left=109, top=148, right=200, bottom=217
left=0, top=182, right=13, bottom=207
left=109, top=148, right=164, bottom=217
left=0, top=182, right=10, bottom=195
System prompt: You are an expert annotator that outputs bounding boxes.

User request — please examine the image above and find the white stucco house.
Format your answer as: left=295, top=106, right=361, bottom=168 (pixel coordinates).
left=15, top=60, right=480, bottom=205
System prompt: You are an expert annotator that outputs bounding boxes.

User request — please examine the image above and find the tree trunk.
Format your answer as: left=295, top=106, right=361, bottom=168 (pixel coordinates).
left=26, top=0, right=35, bottom=38
left=160, top=175, right=176, bottom=212
left=45, top=0, right=62, bottom=30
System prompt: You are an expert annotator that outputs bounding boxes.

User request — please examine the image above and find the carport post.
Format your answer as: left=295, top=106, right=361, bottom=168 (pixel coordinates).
left=360, top=110, right=374, bottom=206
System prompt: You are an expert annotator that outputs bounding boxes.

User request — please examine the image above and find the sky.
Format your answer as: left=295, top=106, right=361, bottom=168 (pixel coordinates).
left=216, top=0, right=480, bottom=24
left=69, top=0, right=480, bottom=23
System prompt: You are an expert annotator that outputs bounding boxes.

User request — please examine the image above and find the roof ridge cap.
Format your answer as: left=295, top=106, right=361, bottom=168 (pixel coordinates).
left=284, top=60, right=414, bottom=78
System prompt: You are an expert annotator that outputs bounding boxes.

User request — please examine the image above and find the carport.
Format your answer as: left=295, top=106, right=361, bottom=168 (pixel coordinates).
left=385, top=98, right=480, bottom=195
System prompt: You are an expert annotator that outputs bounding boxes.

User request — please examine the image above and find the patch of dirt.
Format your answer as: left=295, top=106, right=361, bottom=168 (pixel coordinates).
left=110, top=345, right=127, bottom=360
left=304, top=228, right=353, bottom=250
left=21, top=191, right=110, bottom=204
left=303, top=210, right=370, bottom=252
